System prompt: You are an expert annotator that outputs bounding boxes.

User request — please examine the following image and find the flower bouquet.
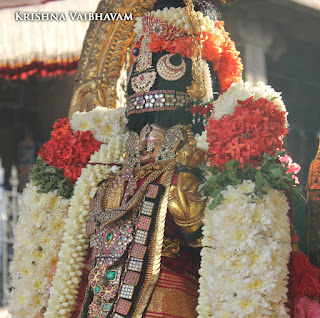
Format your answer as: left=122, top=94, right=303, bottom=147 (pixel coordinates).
left=196, top=81, right=320, bottom=318
left=9, top=107, right=128, bottom=318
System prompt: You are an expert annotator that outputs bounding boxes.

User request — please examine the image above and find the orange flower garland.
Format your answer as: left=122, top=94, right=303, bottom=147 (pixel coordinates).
left=214, top=21, right=243, bottom=93
left=134, top=21, right=243, bottom=93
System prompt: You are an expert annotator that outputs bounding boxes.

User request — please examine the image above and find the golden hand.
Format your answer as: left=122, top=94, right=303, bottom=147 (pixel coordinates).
left=175, top=142, right=207, bottom=168
left=168, top=171, right=205, bottom=248
left=169, top=171, right=204, bottom=227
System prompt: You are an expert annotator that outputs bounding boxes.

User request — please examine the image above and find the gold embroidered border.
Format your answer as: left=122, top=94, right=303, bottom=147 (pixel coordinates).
left=143, top=269, right=199, bottom=318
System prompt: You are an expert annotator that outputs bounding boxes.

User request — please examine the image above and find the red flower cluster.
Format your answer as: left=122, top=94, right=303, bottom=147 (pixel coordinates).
left=38, top=118, right=101, bottom=183
left=206, top=97, right=288, bottom=169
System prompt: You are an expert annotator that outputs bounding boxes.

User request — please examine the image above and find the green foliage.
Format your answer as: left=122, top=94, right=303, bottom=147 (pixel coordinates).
left=29, top=157, right=74, bottom=199
left=199, top=150, right=301, bottom=210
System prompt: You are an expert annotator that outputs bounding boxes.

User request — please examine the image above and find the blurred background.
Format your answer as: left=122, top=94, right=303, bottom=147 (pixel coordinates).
left=0, top=0, right=319, bottom=315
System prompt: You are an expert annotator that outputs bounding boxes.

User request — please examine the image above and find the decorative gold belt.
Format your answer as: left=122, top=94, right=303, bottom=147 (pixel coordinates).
left=126, top=90, right=191, bottom=116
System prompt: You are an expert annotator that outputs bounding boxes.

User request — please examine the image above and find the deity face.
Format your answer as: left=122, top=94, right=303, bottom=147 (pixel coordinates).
left=139, top=123, right=167, bottom=165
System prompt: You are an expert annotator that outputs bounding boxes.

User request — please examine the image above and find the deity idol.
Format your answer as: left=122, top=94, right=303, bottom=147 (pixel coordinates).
left=78, top=1, right=223, bottom=314
left=82, top=121, right=207, bottom=317
left=79, top=2, right=221, bottom=313
left=9, top=0, right=320, bottom=317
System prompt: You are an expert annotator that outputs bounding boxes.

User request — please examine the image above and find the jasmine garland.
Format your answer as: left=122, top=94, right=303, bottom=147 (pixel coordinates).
left=9, top=184, right=70, bottom=318
left=197, top=180, right=291, bottom=318
left=213, top=80, right=287, bottom=121
left=70, top=106, right=128, bottom=144
left=9, top=107, right=128, bottom=318
left=44, top=138, right=125, bottom=317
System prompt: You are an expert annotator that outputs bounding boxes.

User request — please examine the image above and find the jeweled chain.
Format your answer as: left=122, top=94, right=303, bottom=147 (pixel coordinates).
left=111, top=183, right=163, bottom=317
left=91, top=160, right=176, bottom=226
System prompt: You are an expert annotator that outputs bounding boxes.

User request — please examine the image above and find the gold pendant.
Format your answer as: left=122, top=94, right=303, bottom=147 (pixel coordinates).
left=135, top=35, right=153, bottom=74
left=131, top=71, right=157, bottom=93
left=156, top=53, right=186, bottom=81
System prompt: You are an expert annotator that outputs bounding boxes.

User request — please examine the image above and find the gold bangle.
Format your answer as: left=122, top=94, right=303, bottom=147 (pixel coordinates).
left=174, top=217, right=203, bottom=228
left=189, top=240, right=202, bottom=248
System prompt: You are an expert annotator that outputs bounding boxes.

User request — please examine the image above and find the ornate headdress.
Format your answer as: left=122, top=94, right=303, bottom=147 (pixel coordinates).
left=68, top=0, right=242, bottom=129
left=125, top=0, right=243, bottom=127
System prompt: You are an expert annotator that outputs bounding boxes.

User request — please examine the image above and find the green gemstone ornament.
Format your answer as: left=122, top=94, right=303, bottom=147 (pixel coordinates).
left=106, top=270, right=116, bottom=280
left=94, top=286, right=101, bottom=294
left=106, top=232, right=112, bottom=243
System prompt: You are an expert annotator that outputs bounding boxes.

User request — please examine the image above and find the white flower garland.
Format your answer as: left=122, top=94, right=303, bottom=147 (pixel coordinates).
left=89, top=135, right=127, bottom=165
left=197, top=180, right=291, bottom=318
left=70, top=106, right=128, bottom=144
left=44, top=137, right=126, bottom=317
left=135, top=7, right=216, bottom=35
left=9, top=183, right=70, bottom=318
left=9, top=107, right=128, bottom=317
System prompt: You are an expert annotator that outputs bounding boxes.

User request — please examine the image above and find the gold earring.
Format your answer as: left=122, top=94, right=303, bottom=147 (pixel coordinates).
left=156, top=124, right=184, bottom=161
left=124, top=132, right=140, bottom=167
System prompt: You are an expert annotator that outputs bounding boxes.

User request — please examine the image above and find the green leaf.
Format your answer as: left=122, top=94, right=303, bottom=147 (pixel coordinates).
left=208, top=193, right=223, bottom=210
left=255, top=171, right=265, bottom=187
left=228, top=172, right=238, bottom=182
left=198, top=150, right=302, bottom=210
left=29, top=157, right=74, bottom=199
left=197, top=183, right=206, bottom=196
left=209, top=188, right=223, bottom=199
left=46, top=166, right=56, bottom=174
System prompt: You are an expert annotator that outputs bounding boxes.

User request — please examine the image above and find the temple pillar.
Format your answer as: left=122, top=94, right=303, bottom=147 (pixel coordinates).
left=223, top=11, right=286, bottom=84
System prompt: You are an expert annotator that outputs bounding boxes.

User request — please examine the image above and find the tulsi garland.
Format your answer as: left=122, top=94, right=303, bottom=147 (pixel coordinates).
left=29, top=157, right=74, bottom=199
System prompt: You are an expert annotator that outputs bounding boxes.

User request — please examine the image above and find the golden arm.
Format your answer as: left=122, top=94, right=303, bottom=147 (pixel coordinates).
left=168, top=144, right=207, bottom=247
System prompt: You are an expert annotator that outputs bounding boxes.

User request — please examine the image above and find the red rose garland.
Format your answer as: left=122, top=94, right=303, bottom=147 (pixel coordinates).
left=206, top=97, right=288, bottom=169
left=38, top=118, right=101, bottom=183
